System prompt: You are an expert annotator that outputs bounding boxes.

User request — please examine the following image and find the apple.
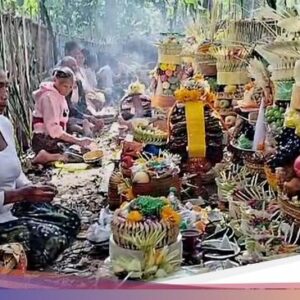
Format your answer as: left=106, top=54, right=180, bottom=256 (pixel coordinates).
left=294, top=156, right=300, bottom=178
left=122, top=156, right=134, bottom=168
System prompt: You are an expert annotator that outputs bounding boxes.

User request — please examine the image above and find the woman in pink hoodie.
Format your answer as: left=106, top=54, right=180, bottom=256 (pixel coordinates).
left=32, top=67, right=91, bottom=165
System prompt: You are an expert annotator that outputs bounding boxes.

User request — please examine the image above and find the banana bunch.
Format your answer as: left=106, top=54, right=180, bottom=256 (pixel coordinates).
left=133, top=125, right=168, bottom=146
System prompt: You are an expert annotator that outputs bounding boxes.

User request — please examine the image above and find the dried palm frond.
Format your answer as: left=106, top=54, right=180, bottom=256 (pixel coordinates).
left=185, top=0, right=221, bottom=43
left=247, top=58, right=270, bottom=89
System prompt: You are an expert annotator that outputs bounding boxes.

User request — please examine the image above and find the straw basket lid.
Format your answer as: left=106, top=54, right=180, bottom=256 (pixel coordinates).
left=277, top=17, right=300, bottom=33
left=217, top=70, right=249, bottom=85
left=262, top=41, right=300, bottom=59
left=156, top=37, right=183, bottom=56
left=270, top=65, right=296, bottom=81
left=156, top=34, right=183, bottom=65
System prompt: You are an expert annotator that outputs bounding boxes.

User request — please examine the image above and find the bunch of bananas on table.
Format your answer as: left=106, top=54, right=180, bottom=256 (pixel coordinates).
left=133, top=124, right=168, bottom=146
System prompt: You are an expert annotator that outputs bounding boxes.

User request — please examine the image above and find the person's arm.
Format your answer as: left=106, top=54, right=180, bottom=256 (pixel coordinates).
left=3, top=120, right=32, bottom=189
left=1, top=185, right=57, bottom=206
left=0, top=190, right=22, bottom=206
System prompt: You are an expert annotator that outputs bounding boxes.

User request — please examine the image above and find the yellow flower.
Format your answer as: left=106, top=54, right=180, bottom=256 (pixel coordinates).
left=194, top=74, right=204, bottom=81
left=160, top=63, right=168, bottom=71
left=175, top=87, right=216, bottom=104
left=168, top=64, right=177, bottom=71
left=124, top=188, right=134, bottom=201
left=127, top=211, right=143, bottom=222
left=161, top=206, right=181, bottom=225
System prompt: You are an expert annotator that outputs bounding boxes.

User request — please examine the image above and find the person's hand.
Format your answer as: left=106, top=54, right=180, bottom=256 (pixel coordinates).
left=19, top=185, right=57, bottom=203
left=78, top=137, right=93, bottom=148
left=93, top=119, right=104, bottom=132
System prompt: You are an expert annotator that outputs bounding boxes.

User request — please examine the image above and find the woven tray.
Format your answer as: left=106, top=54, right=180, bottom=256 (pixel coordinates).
left=278, top=196, right=300, bottom=224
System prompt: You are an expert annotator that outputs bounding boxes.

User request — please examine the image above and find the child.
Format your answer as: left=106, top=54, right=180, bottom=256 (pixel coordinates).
left=32, top=67, right=92, bottom=165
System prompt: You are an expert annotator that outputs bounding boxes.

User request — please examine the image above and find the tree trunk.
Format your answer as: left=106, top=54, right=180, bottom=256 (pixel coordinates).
left=103, top=0, right=118, bottom=36
left=40, top=0, right=58, bottom=63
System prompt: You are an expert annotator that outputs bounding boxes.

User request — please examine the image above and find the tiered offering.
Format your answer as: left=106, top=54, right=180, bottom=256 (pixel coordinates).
left=110, top=196, right=182, bottom=280
left=120, top=81, right=152, bottom=121
left=111, top=196, right=181, bottom=250
left=152, top=34, right=183, bottom=109
left=168, top=75, right=223, bottom=169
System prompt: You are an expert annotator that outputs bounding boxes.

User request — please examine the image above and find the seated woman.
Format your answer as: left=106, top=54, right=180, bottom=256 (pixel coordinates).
left=32, top=67, right=92, bottom=165
left=58, top=56, right=104, bottom=137
left=0, top=70, right=80, bottom=269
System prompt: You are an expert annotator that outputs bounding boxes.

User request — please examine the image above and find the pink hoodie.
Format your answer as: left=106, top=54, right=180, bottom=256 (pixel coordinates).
left=32, top=82, right=69, bottom=139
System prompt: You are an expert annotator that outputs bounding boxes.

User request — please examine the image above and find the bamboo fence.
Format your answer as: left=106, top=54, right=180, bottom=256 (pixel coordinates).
left=0, top=13, right=55, bottom=151
left=0, top=12, right=108, bottom=152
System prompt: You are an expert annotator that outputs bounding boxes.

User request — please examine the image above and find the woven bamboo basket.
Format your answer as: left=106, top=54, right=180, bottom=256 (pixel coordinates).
left=132, top=175, right=181, bottom=198
left=278, top=196, right=300, bottom=224
left=108, top=172, right=125, bottom=210
left=112, top=219, right=180, bottom=250
left=194, top=54, right=217, bottom=77
left=108, top=185, right=121, bottom=211
left=244, top=160, right=266, bottom=178
left=120, top=166, right=132, bottom=178
left=120, top=93, right=151, bottom=120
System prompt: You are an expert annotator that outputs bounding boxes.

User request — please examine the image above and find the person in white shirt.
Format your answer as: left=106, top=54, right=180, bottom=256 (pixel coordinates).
left=0, top=70, right=80, bottom=269
left=97, top=53, right=120, bottom=104
left=83, top=52, right=98, bottom=91
left=65, top=41, right=89, bottom=91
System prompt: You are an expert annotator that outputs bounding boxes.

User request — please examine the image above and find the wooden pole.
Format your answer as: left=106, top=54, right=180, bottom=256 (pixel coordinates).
left=0, top=14, right=6, bottom=71
left=22, top=15, right=31, bottom=91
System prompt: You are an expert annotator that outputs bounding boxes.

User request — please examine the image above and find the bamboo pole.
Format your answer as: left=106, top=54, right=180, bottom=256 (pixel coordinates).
left=0, top=14, right=6, bottom=71
left=37, top=20, right=42, bottom=79
left=22, top=15, right=31, bottom=91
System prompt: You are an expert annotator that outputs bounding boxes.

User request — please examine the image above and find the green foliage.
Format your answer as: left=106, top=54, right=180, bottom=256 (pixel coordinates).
left=3, top=0, right=39, bottom=16
left=2, top=0, right=266, bottom=46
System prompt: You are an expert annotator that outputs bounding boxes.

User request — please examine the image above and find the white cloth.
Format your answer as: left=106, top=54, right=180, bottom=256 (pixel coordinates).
left=78, top=68, right=92, bottom=93
left=84, top=68, right=97, bottom=91
left=97, top=65, right=113, bottom=91
left=0, top=116, right=31, bottom=223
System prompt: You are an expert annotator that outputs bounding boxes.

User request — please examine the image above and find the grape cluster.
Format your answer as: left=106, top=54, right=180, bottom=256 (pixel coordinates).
left=267, top=127, right=300, bottom=171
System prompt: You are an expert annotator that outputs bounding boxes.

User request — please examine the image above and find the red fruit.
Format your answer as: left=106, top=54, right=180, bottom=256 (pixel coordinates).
left=294, top=156, right=300, bottom=177
left=122, top=156, right=134, bottom=168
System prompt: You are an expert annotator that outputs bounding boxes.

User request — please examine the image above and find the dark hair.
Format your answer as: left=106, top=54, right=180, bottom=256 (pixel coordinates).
left=65, top=41, right=81, bottom=56
left=52, top=67, right=75, bottom=81
left=85, top=53, right=97, bottom=68
left=82, top=48, right=90, bottom=58
left=58, top=56, right=78, bottom=73
left=97, top=52, right=117, bottom=69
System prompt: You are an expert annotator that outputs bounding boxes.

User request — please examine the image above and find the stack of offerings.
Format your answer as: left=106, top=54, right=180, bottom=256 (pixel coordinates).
left=168, top=75, right=223, bottom=177
left=152, top=33, right=183, bottom=110
left=120, top=81, right=152, bottom=121
left=256, top=8, right=300, bottom=103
